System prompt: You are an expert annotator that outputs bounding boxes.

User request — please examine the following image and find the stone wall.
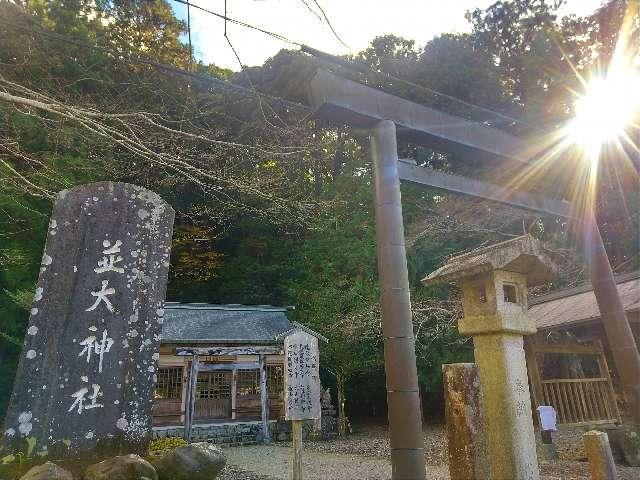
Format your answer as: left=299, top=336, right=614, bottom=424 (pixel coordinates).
left=153, top=417, right=336, bottom=445
left=153, top=421, right=274, bottom=445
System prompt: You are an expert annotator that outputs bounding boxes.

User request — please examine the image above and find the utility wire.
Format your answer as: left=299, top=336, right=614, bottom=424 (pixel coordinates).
left=8, top=1, right=535, bottom=133
left=221, top=0, right=289, bottom=129
left=171, top=0, right=302, bottom=46
left=170, top=0, right=535, bottom=131
left=298, top=0, right=322, bottom=21
left=2, top=18, right=311, bottom=114
left=309, top=0, right=349, bottom=48
left=299, top=45, right=537, bottom=130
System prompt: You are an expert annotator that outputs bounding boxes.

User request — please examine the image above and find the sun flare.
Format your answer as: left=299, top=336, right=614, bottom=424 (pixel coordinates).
left=567, top=69, right=640, bottom=162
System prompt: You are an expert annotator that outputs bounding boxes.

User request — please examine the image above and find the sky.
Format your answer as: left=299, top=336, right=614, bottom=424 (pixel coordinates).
left=169, top=0, right=607, bottom=70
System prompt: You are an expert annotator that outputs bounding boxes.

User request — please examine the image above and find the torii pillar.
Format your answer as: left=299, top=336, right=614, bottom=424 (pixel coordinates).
left=372, top=121, right=426, bottom=479
left=306, top=68, right=639, bottom=477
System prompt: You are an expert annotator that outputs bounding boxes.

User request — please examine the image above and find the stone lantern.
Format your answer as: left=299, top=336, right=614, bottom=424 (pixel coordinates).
left=423, top=235, right=556, bottom=480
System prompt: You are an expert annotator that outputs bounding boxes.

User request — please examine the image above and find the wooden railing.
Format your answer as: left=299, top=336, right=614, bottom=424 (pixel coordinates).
left=152, top=398, right=183, bottom=426
left=525, top=340, right=622, bottom=426
left=541, top=377, right=620, bottom=425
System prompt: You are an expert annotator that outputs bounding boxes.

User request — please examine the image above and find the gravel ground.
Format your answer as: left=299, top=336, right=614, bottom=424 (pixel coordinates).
left=218, top=423, right=640, bottom=480
left=218, top=463, right=277, bottom=480
left=298, top=424, right=448, bottom=466
left=222, top=444, right=450, bottom=480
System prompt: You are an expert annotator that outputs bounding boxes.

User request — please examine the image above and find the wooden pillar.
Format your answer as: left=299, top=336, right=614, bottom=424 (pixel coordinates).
left=180, top=360, right=189, bottom=425
left=184, top=354, right=199, bottom=442
left=231, top=368, right=237, bottom=420
left=259, top=354, right=270, bottom=443
left=594, top=340, right=622, bottom=423
left=524, top=338, right=544, bottom=412
left=584, top=430, right=617, bottom=480
left=292, top=419, right=303, bottom=480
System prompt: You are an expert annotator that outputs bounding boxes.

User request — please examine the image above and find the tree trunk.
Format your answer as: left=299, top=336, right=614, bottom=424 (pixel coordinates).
left=337, top=373, right=347, bottom=436
left=332, top=130, right=344, bottom=180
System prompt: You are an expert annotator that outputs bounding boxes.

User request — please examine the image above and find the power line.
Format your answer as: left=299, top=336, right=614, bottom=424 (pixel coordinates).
left=220, top=0, right=290, bottom=130
left=298, top=0, right=322, bottom=22
left=299, top=45, right=537, bottom=130
left=170, top=0, right=535, bottom=131
left=7, top=2, right=536, bottom=133
left=171, top=0, right=302, bottom=46
left=308, top=0, right=349, bottom=49
left=2, top=18, right=311, bottom=114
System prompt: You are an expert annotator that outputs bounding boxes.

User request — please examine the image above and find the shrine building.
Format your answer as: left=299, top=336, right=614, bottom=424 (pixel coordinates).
left=152, top=303, right=323, bottom=442
left=525, top=270, right=639, bottom=426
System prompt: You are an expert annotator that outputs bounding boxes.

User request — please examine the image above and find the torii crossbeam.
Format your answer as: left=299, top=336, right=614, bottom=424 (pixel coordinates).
left=307, top=69, right=640, bottom=480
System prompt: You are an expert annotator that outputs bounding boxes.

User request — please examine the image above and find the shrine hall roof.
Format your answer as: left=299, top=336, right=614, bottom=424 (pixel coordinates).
left=529, top=271, right=640, bottom=331
left=161, top=303, right=296, bottom=345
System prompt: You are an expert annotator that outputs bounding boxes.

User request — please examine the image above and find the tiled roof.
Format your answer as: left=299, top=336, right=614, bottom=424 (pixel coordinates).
left=161, top=303, right=294, bottom=344
left=529, top=271, right=640, bottom=331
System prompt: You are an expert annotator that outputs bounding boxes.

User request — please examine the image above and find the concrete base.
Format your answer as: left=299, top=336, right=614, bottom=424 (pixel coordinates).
left=153, top=420, right=276, bottom=445
left=152, top=418, right=334, bottom=445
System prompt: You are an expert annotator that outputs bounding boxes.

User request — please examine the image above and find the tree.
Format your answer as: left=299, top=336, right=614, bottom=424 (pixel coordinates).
left=0, top=0, right=320, bottom=415
left=356, top=34, right=418, bottom=76
left=466, top=0, right=565, bottom=108
left=414, top=33, right=512, bottom=123
left=1, top=0, right=637, bottom=425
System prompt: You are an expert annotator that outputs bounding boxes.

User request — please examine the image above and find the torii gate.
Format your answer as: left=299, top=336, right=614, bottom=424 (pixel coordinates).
left=307, top=69, right=640, bottom=480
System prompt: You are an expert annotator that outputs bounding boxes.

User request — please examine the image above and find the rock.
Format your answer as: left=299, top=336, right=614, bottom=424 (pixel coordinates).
left=152, top=442, right=226, bottom=480
left=84, top=454, right=157, bottom=480
left=19, top=462, right=73, bottom=480
left=606, top=425, right=640, bottom=466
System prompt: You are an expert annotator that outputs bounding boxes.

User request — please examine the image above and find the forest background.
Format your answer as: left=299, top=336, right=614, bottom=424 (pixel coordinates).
left=0, top=0, right=638, bottom=423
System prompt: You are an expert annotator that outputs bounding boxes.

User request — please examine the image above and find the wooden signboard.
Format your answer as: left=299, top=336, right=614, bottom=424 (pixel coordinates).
left=284, top=331, right=321, bottom=421
left=284, top=330, right=320, bottom=480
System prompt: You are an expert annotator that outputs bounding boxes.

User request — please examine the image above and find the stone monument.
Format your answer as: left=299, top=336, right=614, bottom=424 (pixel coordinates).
left=442, top=363, right=487, bottom=480
left=423, top=235, right=556, bottom=480
left=1, top=182, right=174, bottom=462
left=319, top=388, right=337, bottom=440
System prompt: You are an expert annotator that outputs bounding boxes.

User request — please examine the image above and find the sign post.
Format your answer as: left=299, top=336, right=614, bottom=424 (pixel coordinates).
left=536, top=406, right=558, bottom=460
left=284, top=330, right=321, bottom=480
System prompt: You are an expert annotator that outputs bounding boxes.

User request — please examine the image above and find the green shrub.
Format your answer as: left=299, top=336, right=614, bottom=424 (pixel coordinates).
left=149, top=436, right=187, bottom=455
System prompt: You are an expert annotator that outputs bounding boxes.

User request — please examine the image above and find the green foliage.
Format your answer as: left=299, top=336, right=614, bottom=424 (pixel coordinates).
left=0, top=0, right=637, bottom=423
left=149, top=436, right=187, bottom=455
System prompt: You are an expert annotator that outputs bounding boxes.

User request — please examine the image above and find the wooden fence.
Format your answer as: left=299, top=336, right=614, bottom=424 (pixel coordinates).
left=541, top=378, right=618, bottom=424
left=525, top=340, right=621, bottom=426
